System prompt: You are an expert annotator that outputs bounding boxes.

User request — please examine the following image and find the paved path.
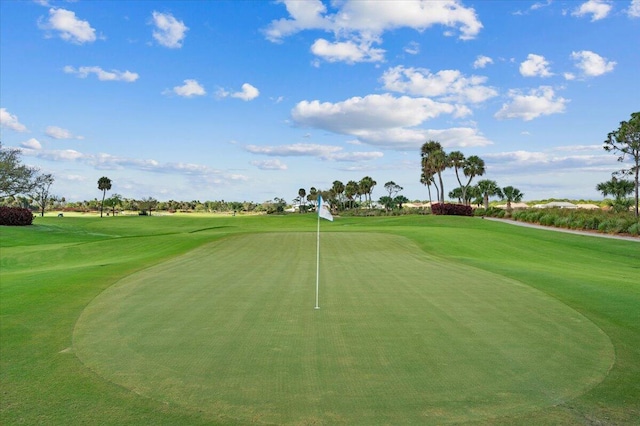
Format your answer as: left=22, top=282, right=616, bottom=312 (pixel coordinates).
left=483, top=217, right=640, bottom=242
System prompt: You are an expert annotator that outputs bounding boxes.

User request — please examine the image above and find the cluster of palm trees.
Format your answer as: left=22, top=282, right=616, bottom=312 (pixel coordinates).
left=421, top=140, right=525, bottom=210
left=420, top=140, right=486, bottom=205
left=296, top=176, right=378, bottom=212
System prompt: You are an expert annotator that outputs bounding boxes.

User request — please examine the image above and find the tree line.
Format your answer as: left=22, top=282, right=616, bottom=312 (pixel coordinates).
left=2, top=111, right=637, bottom=218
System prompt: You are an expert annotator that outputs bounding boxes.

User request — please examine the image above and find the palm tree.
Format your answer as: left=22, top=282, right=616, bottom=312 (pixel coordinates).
left=462, top=155, right=485, bottom=205
left=501, top=186, right=524, bottom=211
left=359, top=176, right=376, bottom=205
left=596, top=177, right=635, bottom=212
left=97, top=176, right=112, bottom=218
left=331, top=180, right=345, bottom=210
left=420, top=170, right=436, bottom=205
left=421, top=141, right=447, bottom=204
left=298, top=188, right=306, bottom=213
left=449, top=150, right=466, bottom=200
left=345, top=180, right=359, bottom=209
left=476, top=179, right=503, bottom=210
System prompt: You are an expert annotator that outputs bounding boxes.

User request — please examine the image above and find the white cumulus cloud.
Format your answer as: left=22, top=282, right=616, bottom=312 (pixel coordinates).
left=0, top=108, right=28, bottom=132
left=381, top=66, right=498, bottom=104
left=63, top=65, right=139, bottom=82
left=494, top=86, right=568, bottom=121
left=168, top=79, right=206, bottom=97
left=310, top=38, right=385, bottom=63
left=571, top=0, right=613, bottom=21
left=473, top=55, right=493, bottom=69
left=570, top=50, right=616, bottom=77
left=151, top=11, right=188, bottom=48
left=629, top=0, right=640, bottom=17
left=231, top=83, right=260, bottom=101
left=38, top=8, right=97, bottom=44
left=264, top=0, right=482, bottom=63
left=519, top=54, right=553, bottom=77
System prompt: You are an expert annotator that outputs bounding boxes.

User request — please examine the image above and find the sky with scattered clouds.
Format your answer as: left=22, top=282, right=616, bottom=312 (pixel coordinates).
left=1, top=0, right=638, bottom=203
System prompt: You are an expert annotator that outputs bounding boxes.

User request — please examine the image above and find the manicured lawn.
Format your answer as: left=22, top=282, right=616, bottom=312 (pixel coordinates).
left=1, top=215, right=639, bottom=424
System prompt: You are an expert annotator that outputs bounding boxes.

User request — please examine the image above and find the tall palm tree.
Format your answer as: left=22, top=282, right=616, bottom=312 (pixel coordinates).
left=359, top=176, right=376, bottom=205
left=345, top=180, right=359, bottom=209
left=462, top=155, right=486, bottom=205
left=476, top=179, right=503, bottom=210
left=97, top=176, right=112, bottom=217
left=501, top=186, right=524, bottom=211
left=449, top=151, right=466, bottom=200
left=420, top=170, right=436, bottom=205
left=298, top=188, right=306, bottom=213
left=421, top=140, right=448, bottom=204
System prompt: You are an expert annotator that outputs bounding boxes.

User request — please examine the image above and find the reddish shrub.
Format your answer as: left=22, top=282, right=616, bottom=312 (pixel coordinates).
left=0, top=206, right=34, bottom=226
left=431, top=203, right=473, bottom=216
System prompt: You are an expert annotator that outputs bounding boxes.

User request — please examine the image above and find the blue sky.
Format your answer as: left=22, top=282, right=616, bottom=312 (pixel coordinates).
left=1, top=0, right=639, bottom=203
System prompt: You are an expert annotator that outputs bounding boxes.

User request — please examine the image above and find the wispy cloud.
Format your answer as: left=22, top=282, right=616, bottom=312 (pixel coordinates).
left=45, top=126, right=83, bottom=140
left=64, top=66, right=139, bottom=82
left=245, top=143, right=383, bottom=162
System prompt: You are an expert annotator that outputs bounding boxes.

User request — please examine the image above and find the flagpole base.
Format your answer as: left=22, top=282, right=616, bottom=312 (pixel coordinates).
left=314, top=306, right=320, bottom=310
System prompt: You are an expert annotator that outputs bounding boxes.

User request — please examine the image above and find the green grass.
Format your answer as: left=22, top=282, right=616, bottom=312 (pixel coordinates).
left=1, top=215, right=639, bottom=424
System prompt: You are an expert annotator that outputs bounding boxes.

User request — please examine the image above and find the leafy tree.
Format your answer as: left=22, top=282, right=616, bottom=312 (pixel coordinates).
left=596, top=177, right=635, bottom=213
left=97, top=176, right=112, bottom=218
left=298, top=188, right=306, bottom=213
left=307, top=187, right=318, bottom=208
left=394, top=195, right=409, bottom=209
left=384, top=181, right=403, bottom=198
left=379, top=196, right=395, bottom=211
left=0, top=142, right=39, bottom=198
left=501, top=186, right=524, bottom=211
left=603, top=112, right=640, bottom=217
left=139, top=197, right=158, bottom=216
left=104, top=193, right=123, bottom=216
left=29, top=173, right=55, bottom=217
left=476, top=179, right=503, bottom=210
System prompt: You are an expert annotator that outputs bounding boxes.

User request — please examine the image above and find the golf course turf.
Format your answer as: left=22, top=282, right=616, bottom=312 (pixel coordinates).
left=1, top=214, right=639, bottom=424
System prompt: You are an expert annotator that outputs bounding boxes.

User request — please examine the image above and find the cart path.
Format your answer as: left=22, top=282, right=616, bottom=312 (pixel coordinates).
left=484, top=217, right=640, bottom=242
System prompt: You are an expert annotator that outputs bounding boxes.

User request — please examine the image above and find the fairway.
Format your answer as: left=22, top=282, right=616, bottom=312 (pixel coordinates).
left=73, top=232, right=613, bottom=425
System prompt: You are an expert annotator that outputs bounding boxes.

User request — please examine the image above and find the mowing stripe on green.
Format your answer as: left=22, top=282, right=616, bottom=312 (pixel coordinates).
left=73, top=232, right=613, bottom=425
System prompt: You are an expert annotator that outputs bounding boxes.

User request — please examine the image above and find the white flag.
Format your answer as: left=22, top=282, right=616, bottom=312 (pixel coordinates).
left=318, top=195, right=333, bottom=221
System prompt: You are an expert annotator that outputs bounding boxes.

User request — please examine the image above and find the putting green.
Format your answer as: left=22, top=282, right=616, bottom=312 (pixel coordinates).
left=73, top=233, right=613, bottom=424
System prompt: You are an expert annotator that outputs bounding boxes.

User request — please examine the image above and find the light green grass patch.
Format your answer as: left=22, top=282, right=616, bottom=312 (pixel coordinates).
left=73, top=232, right=613, bottom=425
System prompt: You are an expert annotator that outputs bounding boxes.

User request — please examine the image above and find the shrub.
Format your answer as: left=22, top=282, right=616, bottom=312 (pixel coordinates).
left=627, top=222, right=640, bottom=236
left=539, top=214, right=555, bottom=226
left=0, top=206, right=34, bottom=226
left=431, top=203, right=473, bottom=216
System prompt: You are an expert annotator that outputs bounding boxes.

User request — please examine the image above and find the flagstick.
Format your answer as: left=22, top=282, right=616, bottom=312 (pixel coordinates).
left=315, top=210, right=321, bottom=310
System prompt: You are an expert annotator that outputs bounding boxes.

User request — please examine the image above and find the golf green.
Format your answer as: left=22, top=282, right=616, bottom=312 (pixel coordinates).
left=73, top=232, right=614, bottom=424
